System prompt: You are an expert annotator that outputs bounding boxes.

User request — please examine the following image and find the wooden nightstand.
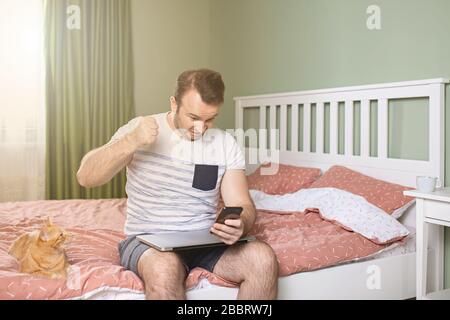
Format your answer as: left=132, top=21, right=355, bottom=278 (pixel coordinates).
left=404, top=188, right=450, bottom=300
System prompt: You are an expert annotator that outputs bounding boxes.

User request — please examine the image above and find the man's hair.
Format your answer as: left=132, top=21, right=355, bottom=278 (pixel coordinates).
left=174, top=69, right=225, bottom=107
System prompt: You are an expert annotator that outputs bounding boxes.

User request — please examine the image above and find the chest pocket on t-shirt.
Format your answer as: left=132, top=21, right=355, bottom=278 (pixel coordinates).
left=192, top=164, right=219, bottom=191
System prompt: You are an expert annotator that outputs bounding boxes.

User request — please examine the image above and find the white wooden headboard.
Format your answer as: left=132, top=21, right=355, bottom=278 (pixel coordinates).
left=234, top=78, right=449, bottom=188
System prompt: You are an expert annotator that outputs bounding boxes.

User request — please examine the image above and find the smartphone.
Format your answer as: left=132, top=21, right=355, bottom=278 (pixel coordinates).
left=215, top=206, right=243, bottom=224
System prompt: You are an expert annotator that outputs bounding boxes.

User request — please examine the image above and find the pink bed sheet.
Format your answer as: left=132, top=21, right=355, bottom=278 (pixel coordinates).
left=0, top=199, right=393, bottom=299
left=250, top=208, right=390, bottom=276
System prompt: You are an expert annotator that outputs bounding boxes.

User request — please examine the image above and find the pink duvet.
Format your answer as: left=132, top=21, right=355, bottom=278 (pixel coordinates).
left=0, top=198, right=392, bottom=299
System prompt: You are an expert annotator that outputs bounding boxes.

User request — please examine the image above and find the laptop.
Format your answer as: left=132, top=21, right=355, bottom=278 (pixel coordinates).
left=137, top=229, right=256, bottom=252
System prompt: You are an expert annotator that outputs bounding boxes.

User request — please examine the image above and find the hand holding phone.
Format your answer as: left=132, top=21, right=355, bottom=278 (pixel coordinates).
left=215, top=206, right=243, bottom=225
left=211, top=206, right=245, bottom=244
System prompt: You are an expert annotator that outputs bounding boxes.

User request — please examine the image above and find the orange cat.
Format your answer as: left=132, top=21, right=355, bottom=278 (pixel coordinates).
left=8, top=217, right=71, bottom=279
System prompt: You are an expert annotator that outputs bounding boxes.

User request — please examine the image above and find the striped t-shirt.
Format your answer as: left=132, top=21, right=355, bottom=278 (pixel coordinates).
left=109, top=112, right=246, bottom=236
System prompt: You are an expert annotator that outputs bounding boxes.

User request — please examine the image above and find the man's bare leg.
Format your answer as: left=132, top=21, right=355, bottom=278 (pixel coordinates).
left=213, top=240, right=279, bottom=299
left=137, top=248, right=187, bottom=300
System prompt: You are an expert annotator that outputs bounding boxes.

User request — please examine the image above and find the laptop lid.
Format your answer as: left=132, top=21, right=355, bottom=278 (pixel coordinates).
left=137, top=229, right=256, bottom=252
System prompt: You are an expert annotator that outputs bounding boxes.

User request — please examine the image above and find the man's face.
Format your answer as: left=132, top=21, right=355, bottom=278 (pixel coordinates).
left=171, top=89, right=220, bottom=141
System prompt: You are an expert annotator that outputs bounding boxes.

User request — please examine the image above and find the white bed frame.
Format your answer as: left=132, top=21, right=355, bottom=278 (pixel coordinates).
left=185, top=78, right=449, bottom=300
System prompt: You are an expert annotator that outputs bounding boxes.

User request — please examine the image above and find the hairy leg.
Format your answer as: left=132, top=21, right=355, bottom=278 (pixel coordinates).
left=213, top=241, right=279, bottom=300
left=137, top=248, right=187, bottom=300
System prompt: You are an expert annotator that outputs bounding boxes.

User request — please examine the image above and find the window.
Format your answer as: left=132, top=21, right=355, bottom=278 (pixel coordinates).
left=0, top=0, right=45, bottom=201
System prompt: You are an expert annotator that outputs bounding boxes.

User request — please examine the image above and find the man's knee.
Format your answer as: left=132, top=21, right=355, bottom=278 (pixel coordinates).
left=137, top=249, right=186, bottom=288
left=244, top=241, right=279, bottom=276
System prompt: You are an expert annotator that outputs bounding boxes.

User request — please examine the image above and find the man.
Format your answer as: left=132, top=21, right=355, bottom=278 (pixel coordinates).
left=76, top=69, right=278, bottom=300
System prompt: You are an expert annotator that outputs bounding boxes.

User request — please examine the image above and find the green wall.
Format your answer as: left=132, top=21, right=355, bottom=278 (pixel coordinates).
left=209, top=0, right=450, bottom=288
left=131, top=0, right=210, bottom=116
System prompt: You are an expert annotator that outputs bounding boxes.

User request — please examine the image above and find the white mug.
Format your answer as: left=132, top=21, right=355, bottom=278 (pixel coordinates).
left=416, top=176, right=438, bottom=193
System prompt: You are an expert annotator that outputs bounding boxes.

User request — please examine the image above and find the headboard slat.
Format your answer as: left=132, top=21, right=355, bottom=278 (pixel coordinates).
left=291, top=104, right=299, bottom=152
left=316, top=102, right=325, bottom=154
left=330, top=101, right=339, bottom=155
left=280, top=104, right=288, bottom=152
left=303, top=103, right=311, bottom=153
left=344, top=100, right=354, bottom=156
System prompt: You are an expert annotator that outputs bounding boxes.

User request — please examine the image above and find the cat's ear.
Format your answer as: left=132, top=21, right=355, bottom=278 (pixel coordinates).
left=45, top=217, right=53, bottom=226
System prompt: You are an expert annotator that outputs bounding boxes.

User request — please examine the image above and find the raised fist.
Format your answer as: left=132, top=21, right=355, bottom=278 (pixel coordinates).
left=126, top=116, right=159, bottom=150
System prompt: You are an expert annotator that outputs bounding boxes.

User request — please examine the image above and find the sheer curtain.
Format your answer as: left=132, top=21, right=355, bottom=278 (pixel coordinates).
left=0, top=0, right=45, bottom=202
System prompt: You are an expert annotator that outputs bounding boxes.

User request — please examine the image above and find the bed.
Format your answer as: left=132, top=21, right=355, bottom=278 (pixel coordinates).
left=228, top=77, right=448, bottom=300
left=0, top=78, right=448, bottom=300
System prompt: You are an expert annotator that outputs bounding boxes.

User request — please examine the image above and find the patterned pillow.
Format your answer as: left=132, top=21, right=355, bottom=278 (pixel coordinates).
left=247, top=163, right=321, bottom=195
left=309, top=165, right=415, bottom=215
left=250, top=187, right=410, bottom=245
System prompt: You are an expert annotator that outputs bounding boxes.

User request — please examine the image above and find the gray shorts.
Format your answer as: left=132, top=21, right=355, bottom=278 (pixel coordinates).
left=118, top=234, right=230, bottom=277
